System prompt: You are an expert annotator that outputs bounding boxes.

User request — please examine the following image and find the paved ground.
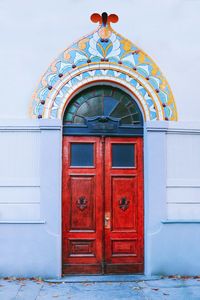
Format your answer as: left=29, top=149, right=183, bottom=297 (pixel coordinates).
left=1, top=276, right=200, bottom=300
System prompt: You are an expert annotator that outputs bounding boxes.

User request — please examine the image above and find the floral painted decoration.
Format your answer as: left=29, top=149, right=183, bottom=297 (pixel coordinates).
left=31, top=12, right=177, bottom=121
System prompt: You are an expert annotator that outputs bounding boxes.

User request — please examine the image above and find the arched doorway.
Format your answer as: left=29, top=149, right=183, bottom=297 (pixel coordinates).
left=30, top=11, right=178, bottom=277
left=62, top=85, right=144, bottom=274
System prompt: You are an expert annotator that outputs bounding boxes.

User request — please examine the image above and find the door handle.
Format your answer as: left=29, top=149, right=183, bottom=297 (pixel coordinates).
left=105, top=212, right=110, bottom=228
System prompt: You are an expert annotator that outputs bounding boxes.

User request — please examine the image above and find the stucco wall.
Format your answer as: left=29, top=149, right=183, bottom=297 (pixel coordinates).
left=1, top=0, right=200, bottom=121
left=0, top=129, right=40, bottom=220
left=167, top=128, right=200, bottom=219
left=0, top=120, right=62, bottom=278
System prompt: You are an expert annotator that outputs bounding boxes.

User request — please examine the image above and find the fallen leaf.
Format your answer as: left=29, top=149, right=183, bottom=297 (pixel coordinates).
left=82, top=282, right=92, bottom=286
left=181, top=276, right=190, bottom=280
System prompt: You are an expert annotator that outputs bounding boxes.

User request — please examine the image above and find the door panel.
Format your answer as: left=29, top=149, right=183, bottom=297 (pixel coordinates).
left=62, top=136, right=103, bottom=274
left=104, top=137, right=144, bottom=273
left=62, top=136, right=143, bottom=275
left=69, top=176, right=95, bottom=230
left=111, top=176, right=137, bottom=231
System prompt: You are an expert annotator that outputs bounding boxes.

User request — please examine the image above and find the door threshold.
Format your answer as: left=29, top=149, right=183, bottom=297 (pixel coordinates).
left=45, top=274, right=161, bottom=283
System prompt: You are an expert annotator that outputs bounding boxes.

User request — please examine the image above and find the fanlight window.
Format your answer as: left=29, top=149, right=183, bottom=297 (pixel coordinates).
left=63, top=86, right=143, bottom=136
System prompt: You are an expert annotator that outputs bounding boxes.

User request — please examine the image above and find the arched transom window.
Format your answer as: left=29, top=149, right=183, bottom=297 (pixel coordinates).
left=63, top=86, right=143, bottom=136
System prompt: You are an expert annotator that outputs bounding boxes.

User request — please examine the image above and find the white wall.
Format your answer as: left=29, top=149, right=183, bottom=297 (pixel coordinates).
left=167, top=127, right=200, bottom=219
left=0, top=130, right=40, bottom=220
left=0, top=120, right=62, bottom=277
left=0, top=0, right=200, bottom=121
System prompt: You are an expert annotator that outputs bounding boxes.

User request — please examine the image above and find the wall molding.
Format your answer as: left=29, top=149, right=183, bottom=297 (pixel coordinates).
left=0, top=119, right=62, bottom=131
left=145, top=121, right=200, bottom=134
left=0, top=220, right=46, bottom=224
left=167, top=179, right=200, bottom=188
left=161, top=219, right=200, bottom=224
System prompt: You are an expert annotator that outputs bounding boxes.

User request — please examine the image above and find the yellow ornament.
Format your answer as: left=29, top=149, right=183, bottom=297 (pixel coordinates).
left=64, top=51, right=71, bottom=60
left=121, top=39, right=132, bottom=51
left=78, top=38, right=89, bottom=50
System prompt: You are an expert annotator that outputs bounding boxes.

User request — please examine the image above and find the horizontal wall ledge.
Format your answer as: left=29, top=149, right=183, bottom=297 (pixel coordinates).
left=0, top=178, right=40, bottom=187
left=167, top=179, right=200, bottom=187
left=0, top=220, right=46, bottom=224
left=145, top=121, right=200, bottom=134
left=0, top=119, right=62, bottom=131
left=161, top=219, right=200, bottom=224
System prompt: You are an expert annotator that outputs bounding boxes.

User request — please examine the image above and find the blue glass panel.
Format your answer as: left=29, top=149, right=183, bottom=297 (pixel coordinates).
left=71, top=143, right=94, bottom=166
left=112, top=144, right=134, bottom=167
left=103, top=97, right=118, bottom=115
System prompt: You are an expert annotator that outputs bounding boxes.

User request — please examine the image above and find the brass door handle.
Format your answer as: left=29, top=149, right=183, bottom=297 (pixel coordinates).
left=105, top=213, right=110, bottom=228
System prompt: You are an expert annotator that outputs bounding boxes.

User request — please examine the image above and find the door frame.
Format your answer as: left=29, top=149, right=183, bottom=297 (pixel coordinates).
left=59, top=83, right=147, bottom=276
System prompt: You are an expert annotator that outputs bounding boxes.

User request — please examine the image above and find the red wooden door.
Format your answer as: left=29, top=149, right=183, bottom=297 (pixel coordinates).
left=62, top=136, right=143, bottom=274
left=62, top=136, right=103, bottom=274
left=104, top=137, right=144, bottom=273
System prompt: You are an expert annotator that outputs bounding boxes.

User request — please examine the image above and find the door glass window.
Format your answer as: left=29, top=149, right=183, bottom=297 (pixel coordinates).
left=63, top=86, right=143, bottom=126
left=112, top=144, right=134, bottom=167
left=70, top=143, right=94, bottom=167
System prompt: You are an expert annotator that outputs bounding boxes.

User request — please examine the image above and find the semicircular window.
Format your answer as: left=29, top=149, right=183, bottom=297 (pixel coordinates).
left=63, top=86, right=143, bottom=136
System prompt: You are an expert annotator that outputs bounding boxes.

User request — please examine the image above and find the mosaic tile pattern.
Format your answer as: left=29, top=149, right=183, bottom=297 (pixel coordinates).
left=31, top=12, right=177, bottom=121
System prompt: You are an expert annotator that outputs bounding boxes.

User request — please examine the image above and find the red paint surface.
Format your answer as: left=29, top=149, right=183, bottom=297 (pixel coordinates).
left=62, top=136, right=144, bottom=274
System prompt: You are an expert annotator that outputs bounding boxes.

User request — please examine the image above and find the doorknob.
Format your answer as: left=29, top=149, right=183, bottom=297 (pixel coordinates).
left=105, top=212, right=110, bottom=228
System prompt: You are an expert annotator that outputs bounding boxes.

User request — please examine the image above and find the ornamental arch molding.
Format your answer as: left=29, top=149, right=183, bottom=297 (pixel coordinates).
left=30, top=12, right=177, bottom=121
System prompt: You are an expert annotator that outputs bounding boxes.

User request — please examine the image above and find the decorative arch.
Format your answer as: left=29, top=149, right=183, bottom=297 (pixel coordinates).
left=31, top=12, right=177, bottom=121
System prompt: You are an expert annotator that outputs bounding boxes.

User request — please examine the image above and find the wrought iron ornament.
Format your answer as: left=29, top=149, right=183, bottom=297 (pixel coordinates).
left=77, top=197, right=87, bottom=211
left=119, top=197, right=130, bottom=211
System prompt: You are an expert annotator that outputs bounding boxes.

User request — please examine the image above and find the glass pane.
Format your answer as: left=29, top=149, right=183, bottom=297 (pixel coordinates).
left=120, top=116, right=132, bottom=125
left=76, top=102, right=90, bottom=117
left=110, top=102, right=129, bottom=118
left=87, top=97, right=103, bottom=116
left=112, top=144, right=134, bottom=167
left=64, top=112, right=74, bottom=122
left=73, top=116, right=85, bottom=124
left=103, top=86, right=113, bottom=97
left=76, top=96, right=87, bottom=105
left=71, top=143, right=94, bottom=166
left=103, top=96, right=118, bottom=115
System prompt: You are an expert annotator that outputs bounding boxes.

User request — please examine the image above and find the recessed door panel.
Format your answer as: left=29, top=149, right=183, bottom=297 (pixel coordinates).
left=69, top=176, right=95, bottom=231
left=112, top=176, right=137, bottom=231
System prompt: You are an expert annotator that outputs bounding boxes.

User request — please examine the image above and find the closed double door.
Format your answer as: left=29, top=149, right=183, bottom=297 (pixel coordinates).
left=62, top=136, right=144, bottom=274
